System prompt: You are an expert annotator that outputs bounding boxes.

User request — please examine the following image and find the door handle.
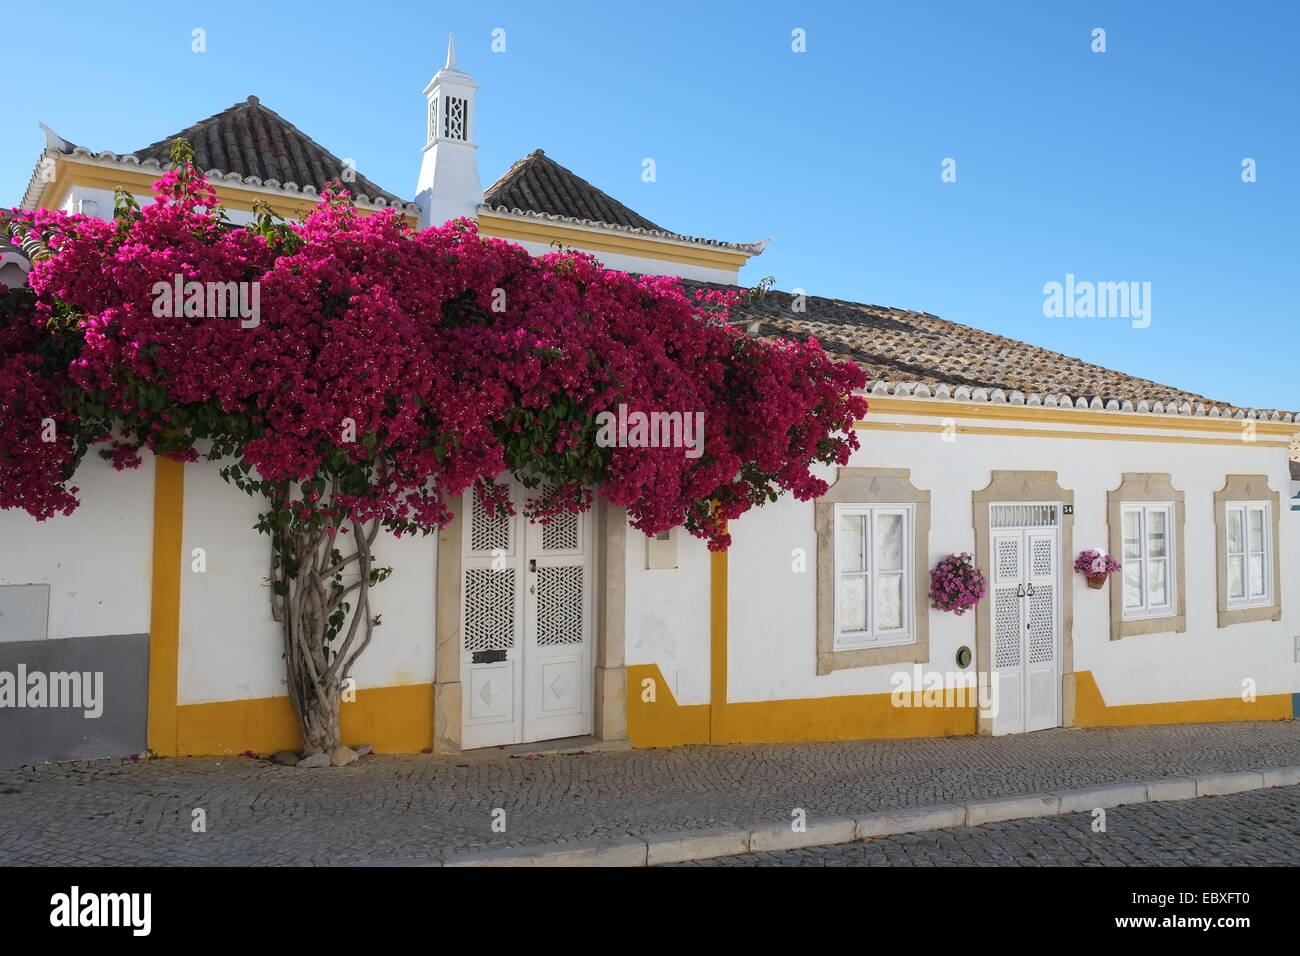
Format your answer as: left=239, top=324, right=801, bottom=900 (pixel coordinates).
left=1017, top=584, right=1025, bottom=597
left=1026, top=583, right=1035, bottom=597
left=529, top=559, right=536, bottom=573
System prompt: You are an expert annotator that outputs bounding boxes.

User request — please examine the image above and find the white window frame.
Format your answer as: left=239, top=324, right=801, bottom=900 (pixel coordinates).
left=1225, top=501, right=1272, bottom=609
left=833, top=503, right=914, bottom=650
left=1120, top=502, right=1176, bottom=620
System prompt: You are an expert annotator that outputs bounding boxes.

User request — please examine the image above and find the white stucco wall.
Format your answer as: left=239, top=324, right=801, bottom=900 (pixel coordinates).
left=623, top=527, right=713, bottom=705
left=625, top=406, right=1299, bottom=711
left=176, top=461, right=435, bottom=705
left=0, top=454, right=154, bottom=640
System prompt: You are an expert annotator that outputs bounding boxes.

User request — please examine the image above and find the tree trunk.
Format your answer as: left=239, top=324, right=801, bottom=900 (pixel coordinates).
left=272, top=512, right=379, bottom=757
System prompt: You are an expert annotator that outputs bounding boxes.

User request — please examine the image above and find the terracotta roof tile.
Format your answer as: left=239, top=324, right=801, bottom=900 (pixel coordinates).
left=484, top=149, right=664, bottom=232
left=704, top=284, right=1288, bottom=414
left=128, top=96, right=407, bottom=206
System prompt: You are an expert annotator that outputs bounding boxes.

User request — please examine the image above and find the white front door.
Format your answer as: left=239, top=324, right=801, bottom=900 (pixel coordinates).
left=460, top=479, right=594, bottom=749
left=989, top=505, right=1061, bottom=735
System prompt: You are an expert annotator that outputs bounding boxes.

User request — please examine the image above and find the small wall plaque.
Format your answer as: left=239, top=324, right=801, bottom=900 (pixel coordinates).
left=0, top=584, right=50, bottom=644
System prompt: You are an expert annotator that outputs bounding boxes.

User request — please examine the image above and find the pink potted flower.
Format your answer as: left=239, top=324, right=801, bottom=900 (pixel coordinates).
left=929, top=552, right=987, bottom=615
left=1075, top=550, right=1120, bottom=589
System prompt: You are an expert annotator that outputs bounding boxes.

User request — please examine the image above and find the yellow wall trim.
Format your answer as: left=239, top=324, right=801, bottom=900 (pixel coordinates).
left=856, top=420, right=1289, bottom=448
left=146, top=458, right=184, bottom=756
left=626, top=664, right=711, bottom=748
left=478, top=212, right=749, bottom=270
left=627, top=665, right=1292, bottom=747
left=176, top=683, right=435, bottom=755
left=1074, top=671, right=1292, bottom=726
left=709, top=545, right=728, bottom=742
left=43, top=158, right=418, bottom=224
left=865, top=397, right=1296, bottom=436
left=626, top=664, right=974, bottom=747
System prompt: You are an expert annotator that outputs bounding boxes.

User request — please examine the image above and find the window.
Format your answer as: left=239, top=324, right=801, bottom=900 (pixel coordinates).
left=1225, top=501, right=1271, bottom=608
left=1106, top=474, right=1186, bottom=640
left=1120, top=503, right=1175, bottom=619
left=834, top=504, right=913, bottom=648
left=1214, top=476, right=1281, bottom=628
left=816, top=468, right=930, bottom=674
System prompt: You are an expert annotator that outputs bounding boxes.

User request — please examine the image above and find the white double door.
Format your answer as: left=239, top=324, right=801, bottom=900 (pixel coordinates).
left=989, top=516, right=1061, bottom=735
left=460, top=479, right=594, bottom=749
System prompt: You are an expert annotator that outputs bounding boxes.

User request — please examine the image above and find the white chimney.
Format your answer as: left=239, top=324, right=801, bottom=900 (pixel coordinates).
left=415, top=35, right=483, bottom=229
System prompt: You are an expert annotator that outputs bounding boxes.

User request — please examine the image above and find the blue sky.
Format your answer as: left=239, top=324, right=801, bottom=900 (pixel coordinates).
left=4, top=1, right=1296, bottom=410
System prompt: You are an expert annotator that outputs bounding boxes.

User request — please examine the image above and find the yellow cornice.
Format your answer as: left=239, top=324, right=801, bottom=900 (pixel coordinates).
left=864, top=397, right=1297, bottom=437
left=478, top=212, right=748, bottom=270
left=40, top=157, right=418, bottom=224
left=856, top=420, right=1290, bottom=448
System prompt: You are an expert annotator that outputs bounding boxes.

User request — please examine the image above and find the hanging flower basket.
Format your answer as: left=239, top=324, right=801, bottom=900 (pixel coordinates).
left=1075, top=550, right=1120, bottom=590
left=929, top=552, right=987, bottom=615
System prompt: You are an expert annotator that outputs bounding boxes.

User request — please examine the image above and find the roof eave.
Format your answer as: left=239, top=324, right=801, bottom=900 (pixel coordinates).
left=858, top=379, right=1297, bottom=424
left=478, top=204, right=763, bottom=256
left=28, top=149, right=419, bottom=215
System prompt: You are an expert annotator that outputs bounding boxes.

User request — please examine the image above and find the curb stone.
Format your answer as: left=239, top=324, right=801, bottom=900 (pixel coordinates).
left=1143, top=776, right=1197, bottom=801
left=374, top=764, right=1300, bottom=867
left=854, top=803, right=966, bottom=838
left=443, top=835, right=648, bottom=867
left=964, top=792, right=1059, bottom=826
left=1262, top=766, right=1300, bottom=788
left=644, top=826, right=750, bottom=866
left=749, top=815, right=856, bottom=853
left=1195, top=770, right=1265, bottom=796
left=1057, top=782, right=1149, bottom=813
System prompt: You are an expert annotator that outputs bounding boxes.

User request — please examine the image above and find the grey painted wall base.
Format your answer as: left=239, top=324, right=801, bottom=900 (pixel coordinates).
left=0, top=633, right=148, bottom=767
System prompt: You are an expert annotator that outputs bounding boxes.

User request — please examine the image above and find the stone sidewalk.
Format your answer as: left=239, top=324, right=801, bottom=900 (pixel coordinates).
left=1, top=720, right=1299, bottom=866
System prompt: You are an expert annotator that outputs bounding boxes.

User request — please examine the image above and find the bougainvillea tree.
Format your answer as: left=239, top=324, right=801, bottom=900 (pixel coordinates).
left=0, top=145, right=868, bottom=757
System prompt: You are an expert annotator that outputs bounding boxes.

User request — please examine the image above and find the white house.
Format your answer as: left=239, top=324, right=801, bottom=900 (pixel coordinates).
left=2, top=41, right=1297, bottom=764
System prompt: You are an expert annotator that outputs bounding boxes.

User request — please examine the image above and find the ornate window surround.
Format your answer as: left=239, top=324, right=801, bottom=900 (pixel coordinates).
left=1106, top=473, right=1187, bottom=640
left=1214, top=475, right=1281, bottom=628
left=815, top=468, right=931, bottom=675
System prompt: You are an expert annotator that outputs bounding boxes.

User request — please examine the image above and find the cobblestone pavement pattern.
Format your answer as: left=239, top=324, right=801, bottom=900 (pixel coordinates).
left=673, top=784, right=1300, bottom=866
left=1, top=721, right=1297, bottom=865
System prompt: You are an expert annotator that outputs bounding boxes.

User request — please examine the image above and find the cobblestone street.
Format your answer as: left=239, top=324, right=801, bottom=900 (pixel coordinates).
left=1, top=720, right=1298, bottom=866
left=671, top=784, right=1300, bottom=866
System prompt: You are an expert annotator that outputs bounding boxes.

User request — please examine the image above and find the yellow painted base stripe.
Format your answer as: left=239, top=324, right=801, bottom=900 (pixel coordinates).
left=627, top=664, right=710, bottom=748
left=627, top=664, right=974, bottom=747
left=1074, top=671, right=1292, bottom=726
left=627, top=664, right=1291, bottom=748
left=717, top=694, right=974, bottom=744
left=175, top=683, right=434, bottom=755
left=146, top=457, right=184, bottom=757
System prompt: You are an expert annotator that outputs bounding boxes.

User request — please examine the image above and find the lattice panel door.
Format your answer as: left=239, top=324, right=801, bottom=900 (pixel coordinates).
left=460, top=481, right=524, bottom=748
left=1024, top=529, right=1060, bottom=731
left=524, top=501, right=592, bottom=742
left=990, top=530, right=1025, bottom=734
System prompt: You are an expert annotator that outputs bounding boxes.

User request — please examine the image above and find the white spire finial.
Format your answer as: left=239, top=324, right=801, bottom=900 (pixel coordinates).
left=445, top=34, right=456, bottom=70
